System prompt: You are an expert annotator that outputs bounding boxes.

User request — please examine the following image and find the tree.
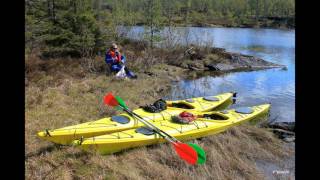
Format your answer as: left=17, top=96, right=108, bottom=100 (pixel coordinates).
left=183, top=0, right=192, bottom=23
left=143, top=0, right=164, bottom=49
left=25, top=0, right=109, bottom=58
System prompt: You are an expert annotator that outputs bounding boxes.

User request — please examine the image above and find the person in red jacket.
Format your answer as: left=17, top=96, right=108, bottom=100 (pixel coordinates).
left=105, top=43, right=137, bottom=78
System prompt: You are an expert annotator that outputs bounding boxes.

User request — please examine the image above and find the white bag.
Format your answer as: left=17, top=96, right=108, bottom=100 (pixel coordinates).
left=115, top=66, right=127, bottom=78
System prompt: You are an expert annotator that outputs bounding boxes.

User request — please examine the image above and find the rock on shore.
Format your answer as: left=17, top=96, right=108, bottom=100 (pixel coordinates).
left=170, top=46, right=285, bottom=72
left=261, top=122, right=295, bottom=142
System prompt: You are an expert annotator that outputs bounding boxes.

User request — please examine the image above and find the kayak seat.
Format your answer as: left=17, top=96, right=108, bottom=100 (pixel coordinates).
left=135, top=127, right=155, bottom=136
left=203, top=113, right=229, bottom=120
left=111, top=115, right=130, bottom=124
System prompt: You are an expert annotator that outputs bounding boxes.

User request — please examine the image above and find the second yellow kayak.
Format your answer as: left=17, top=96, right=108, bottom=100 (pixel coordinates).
left=72, top=104, right=270, bottom=155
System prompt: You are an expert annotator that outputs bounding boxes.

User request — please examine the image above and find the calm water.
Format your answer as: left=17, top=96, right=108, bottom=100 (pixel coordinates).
left=125, top=27, right=295, bottom=122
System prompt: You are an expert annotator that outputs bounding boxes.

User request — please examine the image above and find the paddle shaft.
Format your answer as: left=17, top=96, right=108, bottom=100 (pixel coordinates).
left=112, top=101, right=202, bottom=165
left=121, top=107, right=202, bottom=165
left=118, top=105, right=179, bottom=143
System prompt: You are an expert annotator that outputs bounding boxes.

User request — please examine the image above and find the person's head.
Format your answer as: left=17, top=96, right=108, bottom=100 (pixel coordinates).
left=110, top=43, right=118, bottom=51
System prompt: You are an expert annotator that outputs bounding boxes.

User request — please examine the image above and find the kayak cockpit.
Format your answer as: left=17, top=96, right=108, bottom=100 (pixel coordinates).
left=202, top=113, right=229, bottom=120
left=169, top=102, right=194, bottom=109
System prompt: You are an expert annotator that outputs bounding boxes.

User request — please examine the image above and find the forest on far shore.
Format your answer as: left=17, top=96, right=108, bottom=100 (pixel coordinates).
left=26, top=0, right=295, bottom=58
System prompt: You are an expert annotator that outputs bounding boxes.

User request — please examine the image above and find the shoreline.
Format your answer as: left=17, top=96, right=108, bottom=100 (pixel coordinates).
left=133, top=17, right=295, bottom=31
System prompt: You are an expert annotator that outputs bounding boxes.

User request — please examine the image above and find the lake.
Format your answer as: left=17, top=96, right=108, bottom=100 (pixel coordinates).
left=125, top=27, right=295, bottom=122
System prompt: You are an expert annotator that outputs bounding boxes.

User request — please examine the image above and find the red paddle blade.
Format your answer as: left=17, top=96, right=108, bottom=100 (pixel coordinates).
left=104, top=92, right=119, bottom=107
left=173, top=142, right=198, bottom=165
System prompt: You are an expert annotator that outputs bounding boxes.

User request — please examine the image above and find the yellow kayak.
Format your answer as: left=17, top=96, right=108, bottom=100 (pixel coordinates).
left=72, top=104, right=270, bottom=155
left=37, top=92, right=234, bottom=145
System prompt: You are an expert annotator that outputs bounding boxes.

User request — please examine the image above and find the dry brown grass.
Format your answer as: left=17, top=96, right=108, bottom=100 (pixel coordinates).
left=25, top=55, right=293, bottom=180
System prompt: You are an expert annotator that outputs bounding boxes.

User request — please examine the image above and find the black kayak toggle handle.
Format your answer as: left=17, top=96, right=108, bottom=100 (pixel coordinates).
left=232, top=92, right=237, bottom=97
left=45, top=129, right=51, bottom=137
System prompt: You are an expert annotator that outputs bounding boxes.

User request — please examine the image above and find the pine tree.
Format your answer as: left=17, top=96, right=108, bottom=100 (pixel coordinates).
left=26, top=0, right=110, bottom=58
left=143, top=0, right=164, bottom=49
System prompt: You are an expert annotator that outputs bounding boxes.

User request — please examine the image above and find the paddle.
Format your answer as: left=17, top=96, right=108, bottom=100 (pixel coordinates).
left=104, top=92, right=206, bottom=165
left=188, top=143, right=206, bottom=164
left=111, top=94, right=206, bottom=164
